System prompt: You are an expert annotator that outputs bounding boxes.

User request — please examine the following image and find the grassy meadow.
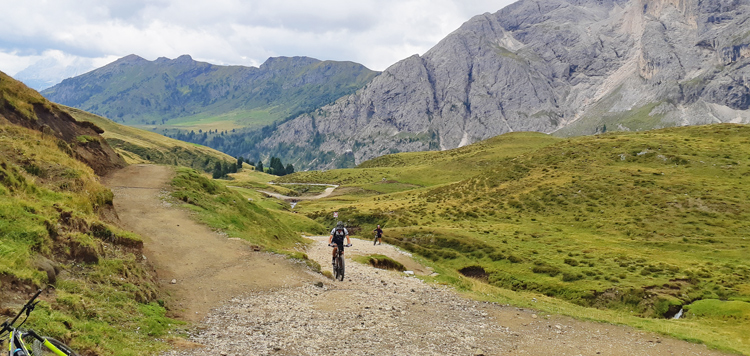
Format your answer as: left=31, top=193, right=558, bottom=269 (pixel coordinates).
left=279, top=124, right=750, bottom=354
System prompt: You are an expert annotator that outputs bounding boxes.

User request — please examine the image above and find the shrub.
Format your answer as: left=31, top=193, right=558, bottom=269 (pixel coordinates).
left=562, top=272, right=583, bottom=282
left=532, top=265, right=561, bottom=277
left=564, top=258, right=579, bottom=266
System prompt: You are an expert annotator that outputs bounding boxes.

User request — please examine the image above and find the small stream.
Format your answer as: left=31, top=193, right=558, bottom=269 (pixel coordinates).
left=672, top=308, right=684, bottom=319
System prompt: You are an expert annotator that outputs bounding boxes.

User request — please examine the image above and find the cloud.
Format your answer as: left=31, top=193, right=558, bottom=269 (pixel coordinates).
left=0, top=0, right=517, bottom=76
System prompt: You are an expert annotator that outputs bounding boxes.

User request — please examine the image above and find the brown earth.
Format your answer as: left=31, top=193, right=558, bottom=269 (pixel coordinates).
left=103, top=164, right=314, bottom=322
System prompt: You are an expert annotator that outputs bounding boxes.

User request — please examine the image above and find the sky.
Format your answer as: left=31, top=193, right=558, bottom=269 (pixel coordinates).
left=0, top=0, right=518, bottom=79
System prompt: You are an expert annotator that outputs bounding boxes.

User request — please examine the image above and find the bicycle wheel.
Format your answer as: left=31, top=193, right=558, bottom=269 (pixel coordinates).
left=337, top=255, right=345, bottom=281
left=33, top=337, right=80, bottom=356
left=333, top=256, right=341, bottom=280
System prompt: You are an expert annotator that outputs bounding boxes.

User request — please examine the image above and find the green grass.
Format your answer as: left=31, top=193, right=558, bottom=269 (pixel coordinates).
left=0, top=123, right=179, bottom=355
left=169, top=167, right=325, bottom=249
left=285, top=124, right=750, bottom=354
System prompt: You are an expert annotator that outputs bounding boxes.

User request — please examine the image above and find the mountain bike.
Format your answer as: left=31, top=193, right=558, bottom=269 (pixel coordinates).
left=329, top=243, right=351, bottom=281
left=1, top=289, right=80, bottom=356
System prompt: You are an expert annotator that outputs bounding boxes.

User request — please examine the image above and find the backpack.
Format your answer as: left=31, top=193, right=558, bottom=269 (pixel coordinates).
left=333, top=228, right=346, bottom=238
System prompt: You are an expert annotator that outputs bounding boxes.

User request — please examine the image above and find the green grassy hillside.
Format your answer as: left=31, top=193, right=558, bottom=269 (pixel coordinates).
left=0, top=123, right=177, bottom=355
left=277, top=132, right=560, bottom=190
left=283, top=124, right=750, bottom=354
left=62, top=106, right=236, bottom=173
left=169, top=167, right=326, bottom=250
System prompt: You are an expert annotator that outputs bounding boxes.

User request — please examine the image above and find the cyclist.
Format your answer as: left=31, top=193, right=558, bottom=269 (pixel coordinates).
left=373, top=224, right=383, bottom=245
left=329, top=221, right=351, bottom=265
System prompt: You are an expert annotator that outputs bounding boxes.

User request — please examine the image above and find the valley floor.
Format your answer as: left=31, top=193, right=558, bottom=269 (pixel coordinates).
left=107, top=164, right=731, bottom=356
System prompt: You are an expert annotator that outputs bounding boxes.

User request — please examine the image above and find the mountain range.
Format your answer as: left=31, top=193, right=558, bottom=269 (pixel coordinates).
left=42, top=55, right=378, bottom=132
left=39, top=0, right=750, bottom=170
left=12, top=55, right=100, bottom=91
left=258, top=0, right=750, bottom=168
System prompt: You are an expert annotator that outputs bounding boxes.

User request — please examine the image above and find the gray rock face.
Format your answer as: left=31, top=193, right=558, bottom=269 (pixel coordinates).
left=261, top=0, right=750, bottom=169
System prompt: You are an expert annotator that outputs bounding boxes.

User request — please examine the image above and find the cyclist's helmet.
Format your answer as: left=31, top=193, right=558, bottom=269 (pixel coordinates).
left=336, top=221, right=344, bottom=228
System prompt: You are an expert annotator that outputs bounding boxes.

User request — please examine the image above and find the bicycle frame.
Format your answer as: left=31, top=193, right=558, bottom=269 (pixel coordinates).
left=1, top=289, right=74, bottom=356
left=8, top=329, right=69, bottom=356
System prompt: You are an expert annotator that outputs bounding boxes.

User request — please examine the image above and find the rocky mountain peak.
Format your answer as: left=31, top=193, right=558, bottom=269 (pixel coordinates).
left=254, top=0, right=750, bottom=170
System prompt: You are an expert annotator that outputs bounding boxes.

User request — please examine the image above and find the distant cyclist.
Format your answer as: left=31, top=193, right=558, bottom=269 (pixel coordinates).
left=373, top=224, right=383, bottom=245
left=329, top=221, right=351, bottom=265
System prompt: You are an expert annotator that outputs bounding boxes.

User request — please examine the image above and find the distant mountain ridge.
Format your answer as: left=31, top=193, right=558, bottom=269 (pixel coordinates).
left=254, top=0, right=750, bottom=169
left=41, top=54, right=379, bottom=131
left=13, top=55, right=97, bottom=91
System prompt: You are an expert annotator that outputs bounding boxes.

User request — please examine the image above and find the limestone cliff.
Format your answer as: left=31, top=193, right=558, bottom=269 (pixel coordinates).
left=260, top=0, right=750, bottom=169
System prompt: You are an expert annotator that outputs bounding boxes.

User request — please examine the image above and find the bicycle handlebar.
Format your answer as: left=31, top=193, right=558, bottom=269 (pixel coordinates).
left=0, top=289, right=43, bottom=335
left=329, top=243, right=353, bottom=247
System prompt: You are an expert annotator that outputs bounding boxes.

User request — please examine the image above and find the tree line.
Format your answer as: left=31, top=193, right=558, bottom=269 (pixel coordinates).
left=211, top=156, right=294, bottom=179
left=255, top=156, right=294, bottom=176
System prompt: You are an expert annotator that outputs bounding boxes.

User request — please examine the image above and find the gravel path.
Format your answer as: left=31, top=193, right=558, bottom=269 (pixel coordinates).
left=163, top=236, right=728, bottom=356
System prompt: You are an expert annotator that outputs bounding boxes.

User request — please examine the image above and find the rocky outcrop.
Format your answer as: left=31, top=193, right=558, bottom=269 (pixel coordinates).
left=259, top=0, right=750, bottom=169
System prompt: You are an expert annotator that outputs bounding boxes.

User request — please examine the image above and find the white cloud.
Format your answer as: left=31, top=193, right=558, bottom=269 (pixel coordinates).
left=0, top=0, right=518, bottom=77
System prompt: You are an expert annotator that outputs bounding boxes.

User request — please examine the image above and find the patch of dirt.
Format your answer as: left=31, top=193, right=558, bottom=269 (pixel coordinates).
left=104, top=164, right=314, bottom=322
left=459, top=265, right=489, bottom=281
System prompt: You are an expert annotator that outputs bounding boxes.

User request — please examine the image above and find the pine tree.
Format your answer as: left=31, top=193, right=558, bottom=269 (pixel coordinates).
left=269, top=157, right=286, bottom=176
left=256, top=161, right=264, bottom=172
left=285, top=163, right=294, bottom=175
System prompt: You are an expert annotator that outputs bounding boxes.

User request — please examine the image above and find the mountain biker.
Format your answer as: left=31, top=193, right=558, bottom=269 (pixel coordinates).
left=329, top=221, right=351, bottom=265
left=373, top=224, right=383, bottom=245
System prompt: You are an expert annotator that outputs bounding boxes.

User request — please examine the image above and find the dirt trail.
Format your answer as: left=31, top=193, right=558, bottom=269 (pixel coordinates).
left=104, top=164, right=314, bottom=322
left=258, top=184, right=338, bottom=201
left=163, top=235, right=730, bottom=356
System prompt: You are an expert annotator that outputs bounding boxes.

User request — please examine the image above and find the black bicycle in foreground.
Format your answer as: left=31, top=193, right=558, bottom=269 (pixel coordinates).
left=329, top=243, right=351, bottom=281
left=1, top=288, right=80, bottom=356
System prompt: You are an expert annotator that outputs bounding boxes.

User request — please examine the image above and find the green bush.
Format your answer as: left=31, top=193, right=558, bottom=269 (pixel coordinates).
left=562, top=272, right=584, bottom=282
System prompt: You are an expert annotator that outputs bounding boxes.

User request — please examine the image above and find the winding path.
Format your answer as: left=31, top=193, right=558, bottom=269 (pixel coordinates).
left=257, top=183, right=339, bottom=201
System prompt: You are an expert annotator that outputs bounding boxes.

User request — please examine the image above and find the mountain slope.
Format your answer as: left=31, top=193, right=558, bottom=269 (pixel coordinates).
left=284, top=124, right=750, bottom=354
left=0, top=71, right=125, bottom=175
left=0, top=71, right=176, bottom=354
left=257, top=0, right=750, bottom=169
left=41, top=55, right=379, bottom=132
left=62, top=106, right=236, bottom=172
